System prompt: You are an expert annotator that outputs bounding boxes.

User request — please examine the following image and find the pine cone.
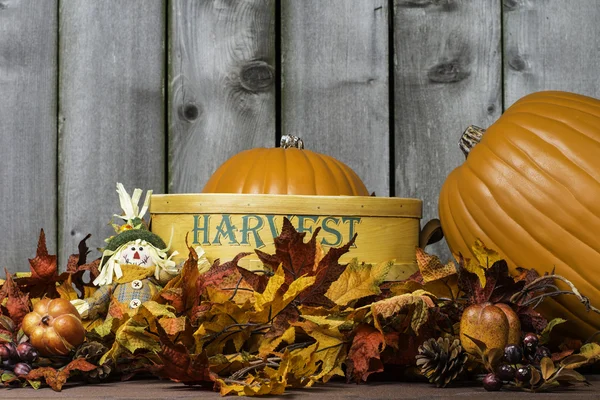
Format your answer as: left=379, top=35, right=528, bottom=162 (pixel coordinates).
left=74, top=341, right=107, bottom=365
left=416, top=337, right=467, bottom=387
left=82, top=363, right=113, bottom=383
left=73, top=341, right=113, bottom=383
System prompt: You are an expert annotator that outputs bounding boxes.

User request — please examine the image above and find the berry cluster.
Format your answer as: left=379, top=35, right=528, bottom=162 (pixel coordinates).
left=483, top=332, right=549, bottom=391
left=0, top=342, right=38, bottom=376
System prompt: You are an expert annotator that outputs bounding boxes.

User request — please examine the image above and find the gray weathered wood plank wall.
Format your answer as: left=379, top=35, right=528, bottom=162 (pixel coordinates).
left=1, top=0, right=599, bottom=272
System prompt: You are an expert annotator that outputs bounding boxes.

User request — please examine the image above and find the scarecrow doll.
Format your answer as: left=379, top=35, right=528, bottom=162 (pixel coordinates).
left=72, top=183, right=179, bottom=319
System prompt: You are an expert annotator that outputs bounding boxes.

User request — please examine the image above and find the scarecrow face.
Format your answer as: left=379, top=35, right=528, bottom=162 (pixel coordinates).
left=119, top=241, right=154, bottom=267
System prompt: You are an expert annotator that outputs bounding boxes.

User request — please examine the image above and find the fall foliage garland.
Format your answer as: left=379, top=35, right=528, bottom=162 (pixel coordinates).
left=0, top=221, right=598, bottom=394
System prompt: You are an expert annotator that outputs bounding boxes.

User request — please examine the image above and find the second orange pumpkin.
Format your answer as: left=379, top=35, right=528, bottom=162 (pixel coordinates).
left=439, top=91, right=600, bottom=338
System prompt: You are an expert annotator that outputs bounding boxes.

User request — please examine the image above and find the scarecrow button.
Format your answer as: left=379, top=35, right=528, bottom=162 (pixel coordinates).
left=131, top=279, right=143, bottom=290
left=129, top=299, right=141, bottom=309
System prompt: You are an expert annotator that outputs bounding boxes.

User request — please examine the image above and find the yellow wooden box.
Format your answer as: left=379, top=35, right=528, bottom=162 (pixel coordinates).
left=150, top=194, right=422, bottom=281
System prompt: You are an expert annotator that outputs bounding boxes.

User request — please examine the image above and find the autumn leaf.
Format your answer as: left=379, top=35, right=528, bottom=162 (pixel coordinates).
left=157, top=246, right=202, bottom=313
left=25, top=358, right=96, bottom=391
left=294, top=321, right=347, bottom=382
left=153, top=325, right=216, bottom=386
left=346, top=324, right=385, bottom=383
left=28, top=229, right=57, bottom=280
left=252, top=266, right=316, bottom=324
left=258, top=326, right=295, bottom=358
left=114, top=317, right=161, bottom=354
left=539, top=318, right=566, bottom=345
left=458, top=256, right=524, bottom=305
left=255, top=218, right=319, bottom=283
left=460, top=239, right=504, bottom=288
left=325, top=259, right=392, bottom=306
left=296, top=234, right=356, bottom=307
left=194, top=300, right=254, bottom=355
left=362, top=291, right=435, bottom=336
left=160, top=316, right=187, bottom=336
left=416, top=248, right=457, bottom=283
left=197, top=252, right=253, bottom=303
left=0, top=269, right=31, bottom=327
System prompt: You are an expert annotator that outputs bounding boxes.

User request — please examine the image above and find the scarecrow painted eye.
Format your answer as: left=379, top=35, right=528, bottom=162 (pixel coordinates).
left=131, top=247, right=136, bottom=251
left=138, top=247, right=143, bottom=251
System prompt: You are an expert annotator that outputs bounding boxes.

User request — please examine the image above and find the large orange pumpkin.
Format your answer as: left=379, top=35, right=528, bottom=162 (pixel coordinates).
left=202, top=135, right=369, bottom=196
left=439, top=91, right=600, bottom=338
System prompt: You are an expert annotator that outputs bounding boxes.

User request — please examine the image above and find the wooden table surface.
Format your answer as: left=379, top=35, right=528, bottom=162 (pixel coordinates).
left=3, top=375, right=600, bottom=399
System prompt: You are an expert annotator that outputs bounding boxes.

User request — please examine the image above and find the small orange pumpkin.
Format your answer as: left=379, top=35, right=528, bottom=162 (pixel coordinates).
left=22, top=298, right=85, bottom=356
left=202, top=135, right=369, bottom=196
left=460, top=302, right=521, bottom=355
left=439, top=91, right=600, bottom=338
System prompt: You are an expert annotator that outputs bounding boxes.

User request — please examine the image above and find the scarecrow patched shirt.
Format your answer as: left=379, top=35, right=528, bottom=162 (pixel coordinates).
left=84, top=264, right=162, bottom=319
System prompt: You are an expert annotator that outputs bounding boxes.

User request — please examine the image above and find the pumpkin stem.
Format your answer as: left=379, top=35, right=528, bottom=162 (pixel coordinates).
left=41, top=315, right=50, bottom=326
left=460, top=126, right=486, bottom=158
left=280, top=135, right=304, bottom=149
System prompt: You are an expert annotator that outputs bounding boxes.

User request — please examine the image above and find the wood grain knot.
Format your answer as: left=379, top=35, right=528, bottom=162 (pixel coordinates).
left=427, top=60, right=470, bottom=83
left=508, top=55, right=527, bottom=71
left=0, top=2, right=7, bottom=10
left=503, top=0, right=519, bottom=11
left=179, top=103, right=201, bottom=122
left=240, top=61, right=274, bottom=93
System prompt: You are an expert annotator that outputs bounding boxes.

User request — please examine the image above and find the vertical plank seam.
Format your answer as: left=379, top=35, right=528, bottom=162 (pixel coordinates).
left=388, top=0, right=395, bottom=197
left=275, top=0, right=282, bottom=146
left=56, top=0, right=61, bottom=264
left=164, top=0, right=170, bottom=194
left=500, top=0, right=506, bottom=112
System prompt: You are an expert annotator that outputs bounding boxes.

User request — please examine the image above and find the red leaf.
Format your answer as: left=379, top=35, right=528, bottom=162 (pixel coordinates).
left=28, top=229, right=58, bottom=280
left=0, top=270, right=31, bottom=327
left=296, top=234, right=356, bottom=307
left=25, top=358, right=96, bottom=391
left=346, top=324, right=385, bottom=383
left=457, top=258, right=524, bottom=305
left=196, top=252, right=251, bottom=297
left=255, top=218, right=318, bottom=283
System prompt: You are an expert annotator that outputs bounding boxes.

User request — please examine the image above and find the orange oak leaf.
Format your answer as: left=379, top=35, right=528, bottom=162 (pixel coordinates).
left=196, top=252, right=251, bottom=298
left=25, top=358, right=97, bottom=391
left=346, top=324, right=385, bottom=383
left=158, top=246, right=203, bottom=313
left=17, top=232, right=98, bottom=299
left=29, top=229, right=57, bottom=280
left=0, top=269, right=31, bottom=327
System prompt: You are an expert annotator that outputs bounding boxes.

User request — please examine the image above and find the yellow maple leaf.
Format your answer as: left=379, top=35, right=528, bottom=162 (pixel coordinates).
left=254, top=265, right=286, bottom=312
left=56, top=275, right=78, bottom=301
left=194, top=301, right=253, bottom=355
left=325, top=259, right=392, bottom=306
left=258, top=326, right=295, bottom=358
left=461, top=239, right=503, bottom=287
left=115, top=317, right=161, bottom=354
left=295, top=321, right=346, bottom=382
left=367, top=290, right=435, bottom=337
left=416, top=247, right=457, bottom=283
left=251, top=266, right=315, bottom=323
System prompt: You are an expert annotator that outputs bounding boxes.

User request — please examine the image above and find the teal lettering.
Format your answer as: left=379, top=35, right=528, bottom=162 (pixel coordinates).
left=212, top=215, right=239, bottom=245
left=297, top=215, right=318, bottom=234
left=240, top=215, right=265, bottom=248
left=320, top=217, right=342, bottom=246
left=192, top=215, right=210, bottom=245
left=265, top=215, right=279, bottom=238
left=342, top=217, right=361, bottom=247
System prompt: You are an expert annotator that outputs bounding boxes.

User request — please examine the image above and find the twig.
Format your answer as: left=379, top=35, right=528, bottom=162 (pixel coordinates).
left=510, top=274, right=600, bottom=314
